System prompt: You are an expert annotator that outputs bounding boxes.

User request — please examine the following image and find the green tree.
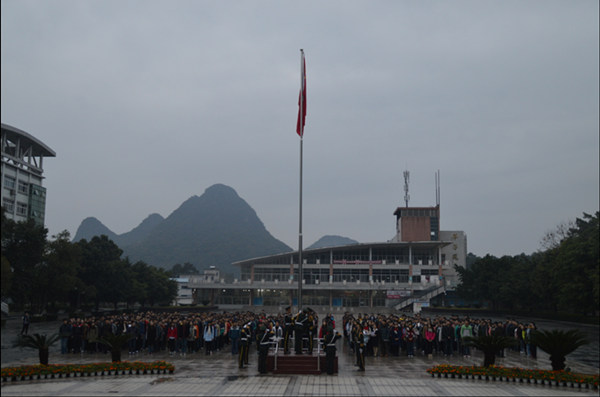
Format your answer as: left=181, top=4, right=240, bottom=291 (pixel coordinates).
left=455, top=255, right=503, bottom=310
left=463, top=334, right=518, bottom=367
left=530, top=248, right=560, bottom=312
left=40, top=231, right=82, bottom=311
left=15, top=333, right=60, bottom=365
left=145, top=266, right=178, bottom=306
left=77, top=236, right=125, bottom=310
left=1, top=215, right=48, bottom=310
left=545, top=212, right=599, bottom=314
left=94, top=333, right=132, bottom=362
left=168, top=262, right=199, bottom=277
left=456, top=212, right=598, bottom=315
left=1, top=256, right=12, bottom=299
left=497, top=254, right=536, bottom=311
left=532, top=329, right=588, bottom=371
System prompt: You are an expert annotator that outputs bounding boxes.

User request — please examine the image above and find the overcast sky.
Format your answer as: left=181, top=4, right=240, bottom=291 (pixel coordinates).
left=2, top=0, right=598, bottom=257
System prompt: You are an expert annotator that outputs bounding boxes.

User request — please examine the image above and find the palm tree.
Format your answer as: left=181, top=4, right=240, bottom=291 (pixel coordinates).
left=15, top=333, right=60, bottom=365
left=94, top=333, right=133, bottom=362
left=463, top=334, right=518, bottom=367
left=532, top=329, right=588, bottom=371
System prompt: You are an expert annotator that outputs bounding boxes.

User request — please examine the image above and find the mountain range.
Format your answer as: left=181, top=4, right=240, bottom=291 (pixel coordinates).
left=73, top=184, right=357, bottom=277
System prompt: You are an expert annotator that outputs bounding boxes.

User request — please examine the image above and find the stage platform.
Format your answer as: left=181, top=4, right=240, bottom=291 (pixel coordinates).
left=267, top=351, right=338, bottom=374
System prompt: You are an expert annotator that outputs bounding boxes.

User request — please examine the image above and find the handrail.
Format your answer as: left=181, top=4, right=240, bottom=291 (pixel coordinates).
left=394, top=285, right=445, bottom=311
left=272, top=336, right=281, bottom=370
left=269, top=335, right=326, bottom=373
left=316, top=337, right=321, bottom=371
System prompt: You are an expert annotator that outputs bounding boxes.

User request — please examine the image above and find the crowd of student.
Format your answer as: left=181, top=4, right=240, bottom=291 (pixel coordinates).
left=55, top=310, right=331, bottom=358
left=55, top=309, right=539, bottom=367
left=341, top=312, right=538, bottom=361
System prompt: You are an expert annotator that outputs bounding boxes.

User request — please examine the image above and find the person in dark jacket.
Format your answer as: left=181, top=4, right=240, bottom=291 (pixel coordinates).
left=294, top=310, right=307, bottom=354
left=229, top=321, right=241, bottom=355
left=257, top=322, right=274, bottom=374
left=324, top=327, right=342, bottom=374
left=59, top=319, right=72, bottom=354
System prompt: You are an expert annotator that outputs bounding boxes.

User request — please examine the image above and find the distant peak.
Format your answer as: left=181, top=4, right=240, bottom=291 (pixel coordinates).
left=81, top=216, right=102, bottom=224
left=144, top=213, right=164, bottom=221
left=204, top=184, right=238, bottom=195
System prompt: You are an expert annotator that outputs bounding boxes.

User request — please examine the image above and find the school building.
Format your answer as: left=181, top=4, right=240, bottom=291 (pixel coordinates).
left=179, top=195, right=467, bottom=313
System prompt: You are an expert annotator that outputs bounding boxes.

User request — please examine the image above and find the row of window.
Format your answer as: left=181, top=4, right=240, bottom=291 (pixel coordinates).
left=2, top=198, right=28, bottom=216
left=257, top=247, right=443, bottom=266
left=396, top=208, right=439, bottom=217
left=3, top=175, right=29, bottom=193
left=3, top=196, right=45, bottom=222
left=242, top=268, right=441, bottom=284
left=3, top=175, right=44, bottom=197
left=194, top=289, right=390, bottom=307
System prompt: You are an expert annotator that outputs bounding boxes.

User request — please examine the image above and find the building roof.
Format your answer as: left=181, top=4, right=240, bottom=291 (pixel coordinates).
left=393, top=205, right=439, bottom=216
left=1, top=123, right=56, bottom=157
left=232, top=241, right=450, bottom=267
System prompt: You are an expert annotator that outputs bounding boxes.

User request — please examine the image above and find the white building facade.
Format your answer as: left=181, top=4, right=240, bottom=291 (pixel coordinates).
left=1, top=123, right=55, bottom=226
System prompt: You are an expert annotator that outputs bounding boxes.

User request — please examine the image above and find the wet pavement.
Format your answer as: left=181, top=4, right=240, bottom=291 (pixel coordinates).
left=2, top=314, right=598, bottom=396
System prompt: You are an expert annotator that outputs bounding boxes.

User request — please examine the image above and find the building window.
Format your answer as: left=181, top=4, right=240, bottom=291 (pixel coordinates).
left=4, top=175, right=16, bottom=190
left=18, top=180, right=29, bottom=194
left=2, top=198, right=14, bottom=212
left=16, top=202, right=28, bottom=216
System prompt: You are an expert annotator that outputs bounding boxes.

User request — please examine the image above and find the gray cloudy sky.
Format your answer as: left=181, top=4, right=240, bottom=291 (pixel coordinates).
left=2, top=0, right=598, bottom=257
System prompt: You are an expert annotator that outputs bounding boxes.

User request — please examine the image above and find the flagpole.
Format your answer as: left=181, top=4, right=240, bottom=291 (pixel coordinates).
left=298, top=135, right=303, bottom=312
left=297, top=49, right=304, bottom=312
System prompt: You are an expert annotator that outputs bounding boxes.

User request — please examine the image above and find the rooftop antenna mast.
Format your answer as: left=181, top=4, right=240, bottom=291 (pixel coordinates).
left=403, top=170, right=410, bottom=208
left=435, top=170, right=440, bottom=206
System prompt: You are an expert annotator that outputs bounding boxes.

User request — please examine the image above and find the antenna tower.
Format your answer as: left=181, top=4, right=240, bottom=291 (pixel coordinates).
left=435, top=170, right=440, bottom=206
left=403, top=170, right=410, bottom=207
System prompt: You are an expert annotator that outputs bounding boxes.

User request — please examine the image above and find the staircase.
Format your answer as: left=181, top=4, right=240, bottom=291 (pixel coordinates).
left=394, top=285, right=445, bottom=311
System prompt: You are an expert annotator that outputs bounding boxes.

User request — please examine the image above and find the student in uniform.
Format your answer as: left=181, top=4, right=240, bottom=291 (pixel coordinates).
left=239, top=324, right=249, bottom=369
left=324, top=326, right=342, bottom=375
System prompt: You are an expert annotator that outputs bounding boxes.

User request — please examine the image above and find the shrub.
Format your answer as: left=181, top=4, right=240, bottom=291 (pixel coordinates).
left=532, top=329, right=588, bottom=371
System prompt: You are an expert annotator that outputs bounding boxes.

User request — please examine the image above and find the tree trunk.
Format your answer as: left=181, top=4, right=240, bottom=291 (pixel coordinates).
left=111, top=348, right=121, bottom=363
left=39, top=348, right=49, bottom=365
left=550, top=355, right=565, bottom=371
left=483, top=351, right=496, bottom=367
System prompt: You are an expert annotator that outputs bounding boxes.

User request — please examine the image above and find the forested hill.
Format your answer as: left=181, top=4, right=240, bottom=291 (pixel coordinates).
left=73, top=184, right=293, bottom=277
left=307, top=235, right=359, bottom=249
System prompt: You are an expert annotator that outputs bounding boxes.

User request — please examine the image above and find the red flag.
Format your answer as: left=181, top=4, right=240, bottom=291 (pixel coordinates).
left=296, top=51, right=306, bottom=137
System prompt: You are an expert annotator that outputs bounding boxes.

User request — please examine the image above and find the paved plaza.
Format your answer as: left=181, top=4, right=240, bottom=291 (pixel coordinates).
left=2, top=315, right=598, bottom=396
